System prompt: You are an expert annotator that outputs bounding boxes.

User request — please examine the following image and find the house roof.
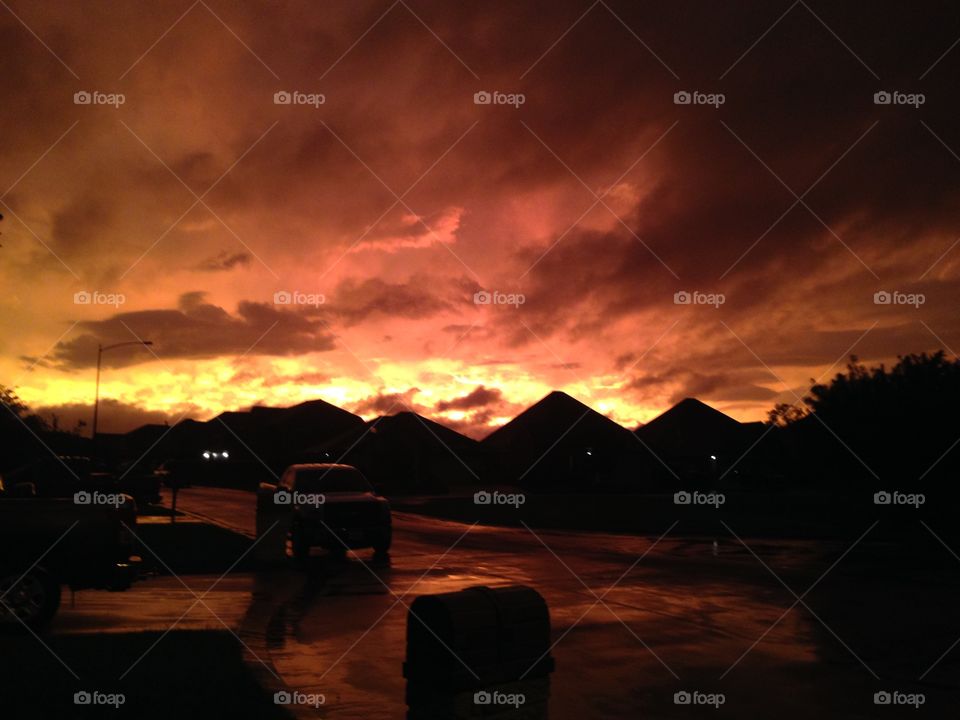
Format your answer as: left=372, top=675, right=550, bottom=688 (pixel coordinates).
left=122, top=398, right=364, bottom=461
left=482, top=391, right=633, bottom=451
left=635, top=397, right=746, bottom=457
left=316, top=410, right=481, bottom=456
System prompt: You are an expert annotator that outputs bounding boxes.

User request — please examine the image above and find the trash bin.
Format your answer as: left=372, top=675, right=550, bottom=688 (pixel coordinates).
left=404, top=585, right=554, bottom=703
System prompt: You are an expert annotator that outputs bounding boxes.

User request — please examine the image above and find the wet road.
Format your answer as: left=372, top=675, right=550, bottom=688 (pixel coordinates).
left=48, top=488, right=960, bottom=718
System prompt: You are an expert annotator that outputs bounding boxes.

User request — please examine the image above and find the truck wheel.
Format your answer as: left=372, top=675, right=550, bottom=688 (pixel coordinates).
left=0, top=567, right=61, bottom=629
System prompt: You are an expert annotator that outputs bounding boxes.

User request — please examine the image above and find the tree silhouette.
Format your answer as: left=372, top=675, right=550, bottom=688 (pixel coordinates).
left=767, top=401, right=807, bottom=427
left=1, top=384, right=50, bottom=470
left=772, top=352, right=960, bottom=490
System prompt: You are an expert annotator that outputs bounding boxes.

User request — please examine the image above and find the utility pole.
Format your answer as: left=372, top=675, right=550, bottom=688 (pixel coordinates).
left=92, top=340, right=154, bottom=441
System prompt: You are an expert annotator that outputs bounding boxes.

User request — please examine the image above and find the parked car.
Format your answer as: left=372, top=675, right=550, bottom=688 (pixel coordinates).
left=0, top=478, right=140, bottom=628
left=257, top=463, right=391, bottom=561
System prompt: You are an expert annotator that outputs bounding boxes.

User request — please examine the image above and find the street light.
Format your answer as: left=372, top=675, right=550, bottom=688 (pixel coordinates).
left=92, top=340, right=153, bottom=439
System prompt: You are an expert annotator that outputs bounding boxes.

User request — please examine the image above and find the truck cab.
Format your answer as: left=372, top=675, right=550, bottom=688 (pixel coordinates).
left=257, top=463, right=392, bottom=562
left=0, top=477, right=140, bottom=629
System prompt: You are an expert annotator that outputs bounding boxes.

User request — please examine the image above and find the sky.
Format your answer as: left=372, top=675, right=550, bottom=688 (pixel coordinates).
left=2, top=0, right=959, bottom=438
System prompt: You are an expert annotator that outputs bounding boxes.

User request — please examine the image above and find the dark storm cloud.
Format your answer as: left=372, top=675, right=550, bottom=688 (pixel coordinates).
left=628, top=367, right=779, bottom=405
left=4, top=0, right=960, bottom=424
left=330, top=276, right=460, bottom=325
left=34, top=398, right=198, bottom=435
left=467, top=2, right=960, bottom=373
left=440, top=410, right=498, bottom=440
left=350, top=388, right=423, bottom=416
left=434, top=394, right=527, bottom=439
left=435, top=385, right=502, bottom=411
left=48, top=292, right=337, bottom=369
left=9, top=1, right=960, bottom=270
left=348, top=384, right=518, bottom=438
left=34, top=271, right=466, bottom=371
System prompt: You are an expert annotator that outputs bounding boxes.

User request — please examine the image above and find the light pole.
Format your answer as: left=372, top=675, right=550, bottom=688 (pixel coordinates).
left=92, top=340, right=153, bottom=440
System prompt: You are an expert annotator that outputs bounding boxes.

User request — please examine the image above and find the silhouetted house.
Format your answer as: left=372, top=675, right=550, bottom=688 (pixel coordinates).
left=118, top=418, right=222, bottom=470
left=94, top=423, right=168, bottom=467
left=635, top=398, right=777, bottom=487
left=222, top=400, right=365, bottom=466
left=308, top=411, right=488, bottom=494
left=185, top=400, right=363, bottom=461
left=40, top=429, right=93, bottom=457
left=111, top=399, right=366, bottom=487
left=122, top=423, right=171, bottom=451
left=482, top=391, right=646, bottom=491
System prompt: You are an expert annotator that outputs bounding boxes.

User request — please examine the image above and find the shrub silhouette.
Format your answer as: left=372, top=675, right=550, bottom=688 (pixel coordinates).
left=770, top=352, right=960, bottom=491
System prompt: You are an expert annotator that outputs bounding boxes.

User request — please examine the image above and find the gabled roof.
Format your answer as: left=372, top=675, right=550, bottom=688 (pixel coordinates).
left=317, top=410, right=481, bottom=456
left=635, top=397, right=746, bottom=456
left=123, top=423, right=169, bottom=442
left=638, top=397, right=740, bottom=432
left=121, top=398, right=364, bottom=461
left=266, top=399, right=363, bottom=429
left=482, top=391, right=633, bottom=451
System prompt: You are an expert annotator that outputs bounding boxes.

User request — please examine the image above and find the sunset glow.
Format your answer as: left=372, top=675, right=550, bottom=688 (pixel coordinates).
left=2, top=1, right=957, bottom=438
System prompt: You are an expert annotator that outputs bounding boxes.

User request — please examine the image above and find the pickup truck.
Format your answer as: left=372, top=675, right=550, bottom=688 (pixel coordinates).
left=0, top=479, right=140, bottom=629
left=3, top=455, right=162, bottom=508
left=256, top=463, right=392, bottom=561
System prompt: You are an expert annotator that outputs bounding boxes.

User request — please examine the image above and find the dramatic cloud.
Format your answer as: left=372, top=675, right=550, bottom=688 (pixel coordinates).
left=34, top=398, right=199, bottom=435
left=329, top=275, right=462, bottom=326
left=2, top=1, right=959, bottom=434
left=436, top=385, right=502, bottom=411
left=350, top=389, right=423, bottom=417
left=46, top=292, right=337, bottom=369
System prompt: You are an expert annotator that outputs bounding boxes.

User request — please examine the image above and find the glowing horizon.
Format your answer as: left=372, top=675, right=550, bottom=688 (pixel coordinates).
left=2, top=1, right=956, bottom=441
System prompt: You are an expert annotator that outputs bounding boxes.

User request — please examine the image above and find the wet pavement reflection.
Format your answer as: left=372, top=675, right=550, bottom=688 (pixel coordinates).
left=40, top=488, right=960, bottom=719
